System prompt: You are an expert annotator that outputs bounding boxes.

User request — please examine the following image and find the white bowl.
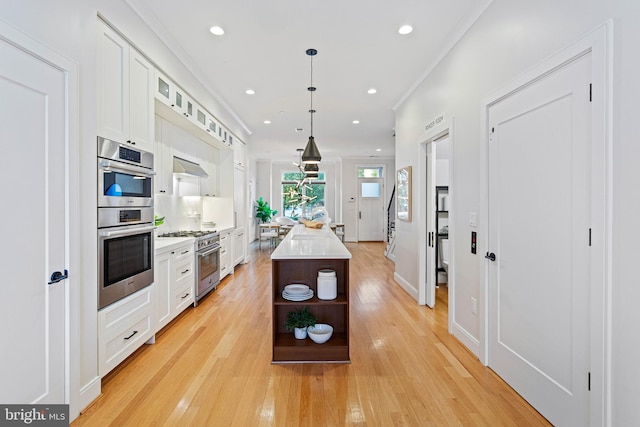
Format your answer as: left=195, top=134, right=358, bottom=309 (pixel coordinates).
left=307, top=324, right=333, bottom=344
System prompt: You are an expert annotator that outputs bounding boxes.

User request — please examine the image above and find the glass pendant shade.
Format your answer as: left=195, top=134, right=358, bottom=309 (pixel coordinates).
left=302, top=136, right=321, bottom=164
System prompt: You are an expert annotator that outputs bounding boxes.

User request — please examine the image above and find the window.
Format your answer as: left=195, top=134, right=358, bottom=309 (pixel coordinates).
left=357, top=166, right=384, bottom=178
left=361, top=182, right=381, bottom=198
left=282, top=171, right=326, bottom=218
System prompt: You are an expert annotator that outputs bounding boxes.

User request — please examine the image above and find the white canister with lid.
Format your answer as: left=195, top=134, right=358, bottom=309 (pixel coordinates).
left=317, top=269, right=337, bottom=300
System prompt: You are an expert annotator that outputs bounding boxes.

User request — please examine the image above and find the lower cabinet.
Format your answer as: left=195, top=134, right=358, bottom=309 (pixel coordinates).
left=219, top=230, right=233, bottom=279
left=233, top=228, right=245, bottom=266
left=155, top=241, right=195, bottom=332
left=271, top=258, right=350, bottom=363
left=98, top=285, right=155, bottom=377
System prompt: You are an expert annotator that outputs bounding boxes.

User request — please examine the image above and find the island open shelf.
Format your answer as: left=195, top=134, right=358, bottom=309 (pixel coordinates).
left=271, top=225, right=351, bottom=364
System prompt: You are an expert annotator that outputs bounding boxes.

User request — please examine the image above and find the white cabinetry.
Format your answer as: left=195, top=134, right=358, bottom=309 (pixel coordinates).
left=155, top=116, right=174, bottom=195
left=97, top=21, right=154, bottom=153
left=233, top=140, right=246, bottom=169
left=199, top=142, right=218, bottom=197
left=98, top=286, right=155, bottom=377
left=155, top=240, right=195, bottom=332
left=234, top=229, right=245, bottom=266
left=219, top=230, right=233, bottom=279
left=233, top=163, right=247, bottom=265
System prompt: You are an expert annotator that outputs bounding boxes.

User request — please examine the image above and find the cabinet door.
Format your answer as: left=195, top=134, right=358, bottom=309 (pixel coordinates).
left=97, top=22, right=129, bottom=143
left=155, top=70, right=172, bottom=107
left=233, top=140, right=246, bottom=168
left=155, top=117, right=174, bottom=195
left=200, top=142, right=217, bottom=196
left=234, top=165, right=245, bottom=229
left=234, top=229, right=245, bottom=266
left=155, top=251, right=172, bottom=331
left=128, top=48, right=154, bottom=152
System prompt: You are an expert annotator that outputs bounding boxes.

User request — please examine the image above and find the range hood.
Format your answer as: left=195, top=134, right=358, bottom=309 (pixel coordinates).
left=173, top=156, right=208, bottom=178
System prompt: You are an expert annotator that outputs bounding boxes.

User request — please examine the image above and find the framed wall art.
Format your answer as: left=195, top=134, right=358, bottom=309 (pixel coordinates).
left=396, top=166, right=412, bottom=222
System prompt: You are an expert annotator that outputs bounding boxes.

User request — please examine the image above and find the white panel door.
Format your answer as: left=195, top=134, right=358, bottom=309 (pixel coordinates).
left=488, top=53, right=591, bottom=426
left=425, top=143, right=437, bottom=308
left=0, top=37, right=67, bottom=403
left=358, top=178, right=384, bottom=241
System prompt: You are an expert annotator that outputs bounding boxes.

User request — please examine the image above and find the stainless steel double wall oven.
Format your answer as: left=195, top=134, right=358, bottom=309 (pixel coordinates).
left=97, top=137, right=155, bottom=309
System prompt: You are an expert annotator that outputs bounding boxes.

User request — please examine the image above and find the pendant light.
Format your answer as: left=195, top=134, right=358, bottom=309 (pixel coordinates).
left=302, top=48, right=322, bottom=164
left=304, top=163, right=319, bottom=179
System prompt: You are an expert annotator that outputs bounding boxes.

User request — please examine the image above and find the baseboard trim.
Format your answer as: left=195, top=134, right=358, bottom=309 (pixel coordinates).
left=393, top=272, right=418, bottom=301
left=452, top=322, right=481, bottom=359
left=78, top=376, right=101, bottom=414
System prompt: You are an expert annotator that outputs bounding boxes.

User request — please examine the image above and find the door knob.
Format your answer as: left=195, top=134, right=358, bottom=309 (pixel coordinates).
left=48, top=269, right=68, bottom=284
left=485, top=252, right=496, bottom=262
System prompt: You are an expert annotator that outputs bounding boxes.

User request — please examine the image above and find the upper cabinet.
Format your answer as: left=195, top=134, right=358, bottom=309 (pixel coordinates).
left=233, top=139, right=246, bottom=169
left=97, top=21, right=154, bottom=153
left=154, top=70, right=231, bottom=149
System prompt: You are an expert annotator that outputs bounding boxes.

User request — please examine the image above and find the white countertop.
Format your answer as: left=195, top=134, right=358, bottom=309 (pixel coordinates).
left=155, top=236, right=195, bottom=253
left=271, top=224, right=351, bottom=260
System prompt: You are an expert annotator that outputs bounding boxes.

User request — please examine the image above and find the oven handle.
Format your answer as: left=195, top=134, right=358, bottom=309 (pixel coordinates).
left=99, top=159, right=156, bottom=177
left=99, top=224, right=156, bottom=237
left=198, top=246, right=220, bottom=258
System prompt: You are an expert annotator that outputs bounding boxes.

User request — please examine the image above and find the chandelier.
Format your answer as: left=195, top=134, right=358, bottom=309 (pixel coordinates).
left=286, top=149, right=317, bottom=209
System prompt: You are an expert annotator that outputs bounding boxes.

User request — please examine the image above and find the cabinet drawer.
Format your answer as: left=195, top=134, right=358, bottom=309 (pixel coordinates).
left=173, top=280, right=194, bottom=314
left=173, top=259, right=194, bottom=284
left=98, top=286, right=154, bottom=376
left=172, top=244, right=194, bottom=262
left=220, top=253, right=229, bottom=278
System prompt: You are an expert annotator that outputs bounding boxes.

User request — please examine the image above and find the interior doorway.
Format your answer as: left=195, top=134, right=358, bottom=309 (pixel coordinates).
left=0, top=23, right=77, bottom=406
left=357, top=166, right=385, bottom=241
left=418, top=122, right=454, bottom=331
left=481, top=25, right=609, bottom=425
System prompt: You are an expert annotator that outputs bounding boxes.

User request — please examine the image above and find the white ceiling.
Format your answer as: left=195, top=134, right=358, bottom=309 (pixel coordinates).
left=127, top=0, right=483, bottom=162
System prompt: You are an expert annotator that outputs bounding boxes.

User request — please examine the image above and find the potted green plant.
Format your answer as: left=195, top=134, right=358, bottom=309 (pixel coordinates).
left=284, top=307, right=317, bottom=339
left=255, top=197, right=277, bottom=223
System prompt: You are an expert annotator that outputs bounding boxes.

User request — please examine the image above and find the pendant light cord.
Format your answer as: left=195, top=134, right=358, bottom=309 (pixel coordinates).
left=310, top=53, right=314, bottom=137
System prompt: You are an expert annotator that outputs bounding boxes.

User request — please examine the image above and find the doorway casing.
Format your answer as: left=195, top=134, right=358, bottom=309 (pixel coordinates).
left=479, top=21, right=612, bottom=426
left=418, top=118, right=455, bottom=335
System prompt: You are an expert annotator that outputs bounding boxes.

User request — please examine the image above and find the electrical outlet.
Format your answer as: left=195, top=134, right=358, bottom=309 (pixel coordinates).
left=471, top=297, right=478, bottom=315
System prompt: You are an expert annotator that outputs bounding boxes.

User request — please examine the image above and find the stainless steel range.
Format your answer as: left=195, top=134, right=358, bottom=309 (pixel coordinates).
left=159, top=230, right=220, bottom=304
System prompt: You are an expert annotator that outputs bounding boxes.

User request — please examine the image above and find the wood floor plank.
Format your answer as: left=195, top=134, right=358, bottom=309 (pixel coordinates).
left=72, top=241, right=550, bottom=426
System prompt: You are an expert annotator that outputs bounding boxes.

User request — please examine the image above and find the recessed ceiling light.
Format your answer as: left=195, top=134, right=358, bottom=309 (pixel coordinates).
left=376, top=149, right=382, bottom=152
left=398, top=25, right=413, bottom=35
left=264, top=120, right=271, bottom=124
left=245, top=89, right=255, bottom=95
left=367, top=88, right=377, bottom=94
left=352, top=120, right=360, bottom=124
left=209, top=26, right=225, bottom=36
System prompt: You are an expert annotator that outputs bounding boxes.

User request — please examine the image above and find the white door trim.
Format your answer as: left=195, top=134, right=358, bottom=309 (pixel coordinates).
left=417, top=117, right=456, bottom=334
left=0, top=19, right=81, bottom=418
left=479, top=21, right=612, bottom=426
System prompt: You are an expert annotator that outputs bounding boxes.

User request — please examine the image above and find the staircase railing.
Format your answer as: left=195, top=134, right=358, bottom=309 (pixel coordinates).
left=387, top=186, right=396, bottom=243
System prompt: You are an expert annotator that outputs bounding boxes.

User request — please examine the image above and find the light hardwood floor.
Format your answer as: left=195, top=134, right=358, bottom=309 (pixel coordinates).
left=73, top=241, right=550, bottom=426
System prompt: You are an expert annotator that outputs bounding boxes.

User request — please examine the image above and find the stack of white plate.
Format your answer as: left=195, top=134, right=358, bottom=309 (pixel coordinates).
left=282, top=284, right=314, bottom=301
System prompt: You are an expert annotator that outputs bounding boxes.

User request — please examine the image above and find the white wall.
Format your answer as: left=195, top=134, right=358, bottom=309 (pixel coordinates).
left=394, top=0, right=640, bottom=424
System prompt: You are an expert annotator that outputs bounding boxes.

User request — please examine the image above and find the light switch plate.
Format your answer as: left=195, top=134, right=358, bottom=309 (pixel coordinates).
left=469, top=212, right=477, bottom=227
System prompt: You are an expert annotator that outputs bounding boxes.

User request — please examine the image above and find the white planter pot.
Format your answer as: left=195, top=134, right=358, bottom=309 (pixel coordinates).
left=294, top=327, right=307, bottom=339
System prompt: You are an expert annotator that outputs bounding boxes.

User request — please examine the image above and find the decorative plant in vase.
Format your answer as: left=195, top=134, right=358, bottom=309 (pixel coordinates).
left=255, top=197, right=277, bottom=223
left=284, top=307, right=317, bottom=339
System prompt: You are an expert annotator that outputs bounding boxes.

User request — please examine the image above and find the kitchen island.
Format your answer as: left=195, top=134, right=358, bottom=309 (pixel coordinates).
left=271, top=224, right=352, bottom=363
